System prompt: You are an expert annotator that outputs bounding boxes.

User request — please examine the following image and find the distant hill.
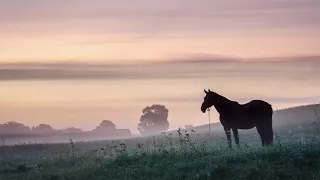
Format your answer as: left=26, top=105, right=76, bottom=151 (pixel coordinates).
left=182, top=103, right=320, bottom=134
left=273, top=103, right=320, bottom=127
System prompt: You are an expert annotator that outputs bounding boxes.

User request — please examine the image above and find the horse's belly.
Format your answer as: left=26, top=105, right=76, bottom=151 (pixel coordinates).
left=237, top=124, right=255, bottom=129
left=229, top=120, right=256, bottom=129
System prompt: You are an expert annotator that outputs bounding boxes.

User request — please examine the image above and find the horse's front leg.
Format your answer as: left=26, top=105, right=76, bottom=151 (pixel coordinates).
left=224, top=126, right=232, bottom=148
left=232, top=128, right=240, bottom=147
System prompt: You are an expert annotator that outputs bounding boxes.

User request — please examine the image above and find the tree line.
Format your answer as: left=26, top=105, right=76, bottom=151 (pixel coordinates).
left=0, top=120, right=119, bottom=135
left=0, top=104, right=180, bottom=137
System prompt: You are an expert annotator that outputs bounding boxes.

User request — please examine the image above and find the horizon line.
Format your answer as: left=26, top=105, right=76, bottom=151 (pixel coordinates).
left=1, top=102, right=319, bottom=132
left=0, top=54, right=319, bottom=67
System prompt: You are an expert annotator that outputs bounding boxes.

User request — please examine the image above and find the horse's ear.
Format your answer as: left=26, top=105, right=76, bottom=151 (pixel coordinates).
left=208, top=89, right=211, bottom=92
left=204, top=89, right=208, bottom=93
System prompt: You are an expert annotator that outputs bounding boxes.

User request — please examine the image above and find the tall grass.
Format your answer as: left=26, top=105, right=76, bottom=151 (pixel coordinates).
left=0, top=130, right=320, bottom=180
left=1, top=110, right=320, bottom=180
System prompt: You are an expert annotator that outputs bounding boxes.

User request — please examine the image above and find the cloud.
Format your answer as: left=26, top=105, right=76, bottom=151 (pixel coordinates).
left=150, top=96, right=320, bottom=104
left=1, top=0, right=319, bottom=21
left=0, top=56, right=319, bottom=81
left=69, top=36, right=152, bottom=45
left=0, top=0, right=319, bottom=35
left=69, top=34, right=211, bottom=46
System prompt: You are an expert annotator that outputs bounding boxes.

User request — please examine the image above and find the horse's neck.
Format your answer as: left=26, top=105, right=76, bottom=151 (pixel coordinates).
left=212, top=95, right=238, bottom=115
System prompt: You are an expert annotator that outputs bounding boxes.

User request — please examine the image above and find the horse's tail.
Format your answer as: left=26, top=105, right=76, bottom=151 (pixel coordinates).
left=264, top=102, right=273, bottom=117
left=268, top=103, right=273, bottom=118
left=269, top=104, right=273, bottom=111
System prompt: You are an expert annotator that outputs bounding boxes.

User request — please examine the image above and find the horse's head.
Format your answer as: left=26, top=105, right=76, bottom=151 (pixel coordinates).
left=201, top=89, right=215, bottom=113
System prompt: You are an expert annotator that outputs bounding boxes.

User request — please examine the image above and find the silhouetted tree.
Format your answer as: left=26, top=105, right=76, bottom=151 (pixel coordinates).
left=138, top=104, right=169, bottom=135
left=32, top=124, right=55, bottom=134
left=0, top=121, right=31, bottom=134
left=93, top=120, right=116, bottom=133
left=61, top=127, right=83, bottom=134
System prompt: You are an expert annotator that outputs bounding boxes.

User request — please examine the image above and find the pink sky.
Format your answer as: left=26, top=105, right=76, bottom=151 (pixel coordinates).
left=0, top=0, right=319, bottom=132
left=1, top=0, right=320, bottom=62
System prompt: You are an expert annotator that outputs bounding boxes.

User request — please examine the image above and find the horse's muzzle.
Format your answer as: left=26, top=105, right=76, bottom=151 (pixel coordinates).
left=201, top=105, right=207, bottom=113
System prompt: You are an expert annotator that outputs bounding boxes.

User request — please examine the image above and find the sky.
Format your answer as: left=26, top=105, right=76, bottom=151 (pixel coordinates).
left=0, top=0, right=320, bottom=133
left=1, top=0, right=320, bottom=62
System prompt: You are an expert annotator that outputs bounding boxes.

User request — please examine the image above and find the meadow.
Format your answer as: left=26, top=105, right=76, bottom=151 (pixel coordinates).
left=1, top=104, right=320, bottom=180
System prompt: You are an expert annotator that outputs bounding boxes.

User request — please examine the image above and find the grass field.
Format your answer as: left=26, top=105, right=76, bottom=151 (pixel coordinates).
left=1, top=129, right=320, bottom=180
left=1, top=104, right=320, bottom=180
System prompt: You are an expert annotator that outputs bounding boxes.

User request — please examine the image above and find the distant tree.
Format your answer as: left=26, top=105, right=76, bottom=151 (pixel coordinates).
left=138, top=104, right=169, bottom=135
left=184, top=124, right=194, bottom=129
left=32, top=124, right=55, bottom=134
left=61, top=127, right=83, bottom=134
left=93, top=120, right=116, bottom=133
left=0, top=121, right=31, bottom=134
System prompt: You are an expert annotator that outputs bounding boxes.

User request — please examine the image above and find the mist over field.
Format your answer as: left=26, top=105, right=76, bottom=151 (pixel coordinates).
left=1, top=0, right=320, bottom=179
left=1, top=56, right=320, bottom=136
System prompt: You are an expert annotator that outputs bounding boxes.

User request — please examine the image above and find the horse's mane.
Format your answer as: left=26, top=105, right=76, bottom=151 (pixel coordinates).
left=211, top=91, right=236, bottom=104
left=209, top=91, right=240, bottom=114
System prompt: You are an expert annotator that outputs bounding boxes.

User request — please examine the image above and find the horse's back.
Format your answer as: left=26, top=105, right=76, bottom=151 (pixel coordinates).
left=243, top=100, right=273, bottom=119
left=243, top=99, right=271, bottom=106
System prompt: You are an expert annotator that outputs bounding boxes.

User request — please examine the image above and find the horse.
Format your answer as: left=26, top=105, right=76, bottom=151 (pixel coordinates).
left=201, top=89, right=274, bottom=148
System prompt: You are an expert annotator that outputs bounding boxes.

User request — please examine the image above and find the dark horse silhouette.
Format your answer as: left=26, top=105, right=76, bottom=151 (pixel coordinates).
left=201, top=89, right=274, bottom=148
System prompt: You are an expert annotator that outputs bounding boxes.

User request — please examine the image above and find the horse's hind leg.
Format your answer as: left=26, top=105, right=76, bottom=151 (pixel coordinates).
left=256, top=119, right=273, bottom=146
left=224, top=126, right=232, bottom=148
left=232, top=128, right=240, bottom=147
left=256, top=125, right=266, bottom=146
left=264, top=119, right=274, bottom=145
